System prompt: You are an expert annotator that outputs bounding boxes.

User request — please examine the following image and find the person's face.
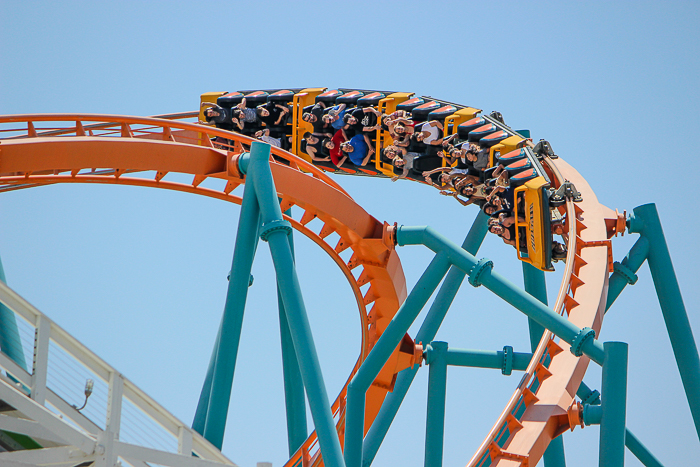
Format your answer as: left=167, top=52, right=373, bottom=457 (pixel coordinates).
left=395, top=125, right=405, bottom=134
left=416, top=132, right=425, bottom=142
left=394, top=159, right=405, bottom=168
left=462, top=187, right=474, bottom=196
left=206, top=109, right=219, bottom=117
left=348, top=116, right=357, bottom=125
left=308, top=114, right=317, bottom=123
left=440, top=174, right=448, bottom=183
left=341, top=142, right=353, bottom=153
left=484, top=206, right=495, bottom=215
left=322, top=115, right=332, bottom=124
left=325, top=140, right=335, bottom=150
left=467, top=153, right=477, bottom=162
left=260, top=109, right=270, bottom=117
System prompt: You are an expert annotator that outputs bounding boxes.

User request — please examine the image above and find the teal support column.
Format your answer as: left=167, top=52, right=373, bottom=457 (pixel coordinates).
left=629, top=204, right=700, bottom=438
left=200, top=163, right=262, bottom=449
left=362, top=212, right=488, bottom=466
left=522, top=263, right=566, bottom=467
left=192, top=323, right=222, bottom=434
left=0, top=256, right=27, bottom=371
left=245, top=142, right=345, bottom=467
left=424, top=342, right=448, bottom=467
left=194, top=260, right=259, bottom=434
left=522, top=263, right=547, bottom=349
left=396, top=226, right=606, bottom=365
left=581, top=382, right=662, bottom=466
left=599, top=342, right=628, bottom=467
left=278, top=208, right=307, bottom=455
left=345, top=252, right=452, bottom=467
left=605, top=236, right=649, bottom=311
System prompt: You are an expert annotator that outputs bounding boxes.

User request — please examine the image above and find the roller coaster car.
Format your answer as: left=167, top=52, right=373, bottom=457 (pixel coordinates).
left=514, top=175, right=554, bottom=271
left=200, top=87, right=566, bottom=272
left=374, top=93, right=416, bottom=176
left=512, top=149, right=557, bottom=271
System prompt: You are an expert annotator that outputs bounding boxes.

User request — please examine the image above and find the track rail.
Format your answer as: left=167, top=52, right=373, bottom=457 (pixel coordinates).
left=467, top=154, right=615, bottom=466
left=0, top=114, right=416, bottom=467
left=0, top=107, right=618, bottom=467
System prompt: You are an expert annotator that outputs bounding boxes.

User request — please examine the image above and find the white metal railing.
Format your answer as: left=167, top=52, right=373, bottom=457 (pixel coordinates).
left=0, top=280, right=236, bottom=467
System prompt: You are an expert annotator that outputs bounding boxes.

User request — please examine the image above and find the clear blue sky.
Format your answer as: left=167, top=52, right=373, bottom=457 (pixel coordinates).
left=1, top=1, right=699, bottom=466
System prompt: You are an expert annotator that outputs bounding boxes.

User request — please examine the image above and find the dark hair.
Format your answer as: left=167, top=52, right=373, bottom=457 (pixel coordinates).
left=322, top=137, right=332, bottom=149
left=203, top=107, right=215, bottom=121
left=231, top=108, right=243, bottom=120
left=343, top=113, right=353, bottom=124
left=256, top=106, right=266, bottom=117
left=303, top=131, right=312, bottom=139
left=302, top=112, right=311, bottom=122
left=459, top=184, right=474, bottom=196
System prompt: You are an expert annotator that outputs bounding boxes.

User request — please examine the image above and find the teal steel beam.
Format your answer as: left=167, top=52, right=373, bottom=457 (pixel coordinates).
left=200, top=165, right=262, bottom=448
left=584, top=412, right=664, bottom=466
left=628, top=204, right=700, bottom=438
left=583, top=418, right=664, bottom=466
left=423, top=342, right=534, bottom=467
left=395, top=225, right=606, bottom=365
left=598, top=342, right=628, bottom=467
left=605, top=236, right=649, bottom=312
left=192, top=323, right=222, bottom=434
left=194, top=250, right=259, bottom=435
left=522, top=262, right=566, bottom=467
left=576, top=380, right=601, bottom=405
left=445, top=347, right=531, bottom=371
left=278, top=208, right=307, bottom=455
left=345, top=252, right=452, bottom=467
left=244, top=142, right=345, bottom=467
left=362, top=212, right=488, bottom=466
left=522, top=263, right=547, bottom=349
left=624, top=430, right=664, bottom=467
left=0, top=256, right=27, bottom=372
left=424, top=342, right=448, bottom=467
left=581, top=381, right=663, bottom=466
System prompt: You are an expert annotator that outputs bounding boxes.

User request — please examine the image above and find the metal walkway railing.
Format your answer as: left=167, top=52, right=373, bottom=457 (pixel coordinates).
left=0, top=279, right=236, bottom=467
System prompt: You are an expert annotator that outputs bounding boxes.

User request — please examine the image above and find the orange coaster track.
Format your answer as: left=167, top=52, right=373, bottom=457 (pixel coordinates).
left=0, top=110, right=619, bottom=467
